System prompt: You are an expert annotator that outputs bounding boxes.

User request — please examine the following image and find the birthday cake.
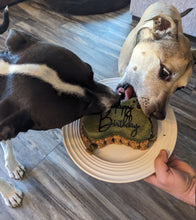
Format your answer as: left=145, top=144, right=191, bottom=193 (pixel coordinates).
left=80, top=97, right=156, bottom=154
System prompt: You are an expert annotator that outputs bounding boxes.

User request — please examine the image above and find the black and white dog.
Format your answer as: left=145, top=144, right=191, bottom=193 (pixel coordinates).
left=0, top=7, right=120, bottom=207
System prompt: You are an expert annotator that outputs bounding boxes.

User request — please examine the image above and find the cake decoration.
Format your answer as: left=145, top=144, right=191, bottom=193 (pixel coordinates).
left=80, top=97, right=156, bottom=154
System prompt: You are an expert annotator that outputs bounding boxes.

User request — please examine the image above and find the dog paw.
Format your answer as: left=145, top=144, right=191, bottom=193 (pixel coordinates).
left=1, top=183, right=23, bottom=208
left=5, top=161, right=25, bottom=180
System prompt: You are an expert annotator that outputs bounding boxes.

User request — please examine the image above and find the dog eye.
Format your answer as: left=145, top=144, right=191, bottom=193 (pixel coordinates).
left=159, top=65, right=172, bottom=81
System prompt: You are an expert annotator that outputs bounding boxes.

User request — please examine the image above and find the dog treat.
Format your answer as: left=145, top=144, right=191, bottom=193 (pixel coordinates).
left=80, top=97, right=156, bottom=154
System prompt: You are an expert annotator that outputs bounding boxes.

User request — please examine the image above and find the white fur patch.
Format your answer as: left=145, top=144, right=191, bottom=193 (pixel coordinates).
left=100, top=97, right=111, bottom=112
left=0, top=60, right=85, bottom=96
left=0, top=140, right=23, bottom=207
left=0, top=178, right=23, bottom=207
left=1, top=140, right=25, bottom=180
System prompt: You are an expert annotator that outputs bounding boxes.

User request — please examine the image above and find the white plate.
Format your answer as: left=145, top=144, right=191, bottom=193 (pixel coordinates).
left=62, top=77, right=177, bottom=183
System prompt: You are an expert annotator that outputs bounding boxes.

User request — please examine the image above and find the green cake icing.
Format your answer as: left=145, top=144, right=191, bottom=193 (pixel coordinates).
left=81, top=97, right=155, bottom=153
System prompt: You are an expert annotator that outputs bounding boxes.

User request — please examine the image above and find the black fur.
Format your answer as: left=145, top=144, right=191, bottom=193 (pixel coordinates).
left=0, top=16, right=120, bottom=140
left=0, top=7, right=9, bottom=34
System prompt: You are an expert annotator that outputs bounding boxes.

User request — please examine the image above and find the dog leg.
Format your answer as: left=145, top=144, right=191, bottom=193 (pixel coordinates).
left=1, top=140, right=25, bottom=180
left=0, top=178, right=23, bottom=207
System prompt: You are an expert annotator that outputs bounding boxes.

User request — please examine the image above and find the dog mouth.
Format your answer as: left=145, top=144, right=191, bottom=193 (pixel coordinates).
left=117, top=83, right=167, bottom=120
left=117, top=83, right=136, bottom=101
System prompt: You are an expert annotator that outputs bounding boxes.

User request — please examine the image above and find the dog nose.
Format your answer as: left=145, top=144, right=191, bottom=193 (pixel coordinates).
left=151, top=110, right=166, bottom=120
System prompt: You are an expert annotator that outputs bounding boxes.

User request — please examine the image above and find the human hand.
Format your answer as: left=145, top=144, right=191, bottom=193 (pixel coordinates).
left=144, top=149, right=196, bottom=206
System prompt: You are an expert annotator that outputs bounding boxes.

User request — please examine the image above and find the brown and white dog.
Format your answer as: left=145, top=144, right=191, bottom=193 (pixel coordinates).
left=0, top=7, right=120, bottom=207
left=118, top=2, right=196, bottom=119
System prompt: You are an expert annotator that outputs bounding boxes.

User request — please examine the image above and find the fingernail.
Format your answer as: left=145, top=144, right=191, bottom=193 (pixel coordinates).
left=160, top=149, right=166, bottom=154
left=160, top=149, right=169, bottom=157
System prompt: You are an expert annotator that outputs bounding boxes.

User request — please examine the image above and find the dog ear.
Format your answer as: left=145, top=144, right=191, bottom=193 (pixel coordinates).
left=147, top=15, right=178, bottom=40
left=5, top=29, right=38, bottom=52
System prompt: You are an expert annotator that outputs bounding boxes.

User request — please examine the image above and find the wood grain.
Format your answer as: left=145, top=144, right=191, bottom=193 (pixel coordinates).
left=0, top=0, right=196, bottom=219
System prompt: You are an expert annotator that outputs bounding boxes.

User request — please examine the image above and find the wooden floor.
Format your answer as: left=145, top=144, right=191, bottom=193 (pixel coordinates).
left=0, top=0, right=196, bottom=219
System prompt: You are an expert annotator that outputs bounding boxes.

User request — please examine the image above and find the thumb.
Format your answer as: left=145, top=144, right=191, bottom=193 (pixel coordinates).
left=144, top=150, right=169, bottom=184
left=154, top=149, right=170, bottom=181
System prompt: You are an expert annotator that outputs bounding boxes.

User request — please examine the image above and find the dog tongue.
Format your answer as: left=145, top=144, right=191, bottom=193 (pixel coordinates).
left=125, top=86, right=136, bottom=100
left=118, top=85, right=136, bottom=101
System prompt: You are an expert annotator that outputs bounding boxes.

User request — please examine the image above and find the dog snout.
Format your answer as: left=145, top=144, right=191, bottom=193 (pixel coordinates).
left=84, top=82, right=121, bottom=114
left=111, top=93, right=121, bottom=107
left=101, top=91, right=121, bottom=112
left=92, top=81, right=121, bottom=111
left=151, top=110, right=166, bottom=120
left=147, top=101, right=166, bottom=120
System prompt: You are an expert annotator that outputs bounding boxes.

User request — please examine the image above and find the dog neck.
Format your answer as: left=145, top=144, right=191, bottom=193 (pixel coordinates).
left=0, top=60, right=85, bottom=97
